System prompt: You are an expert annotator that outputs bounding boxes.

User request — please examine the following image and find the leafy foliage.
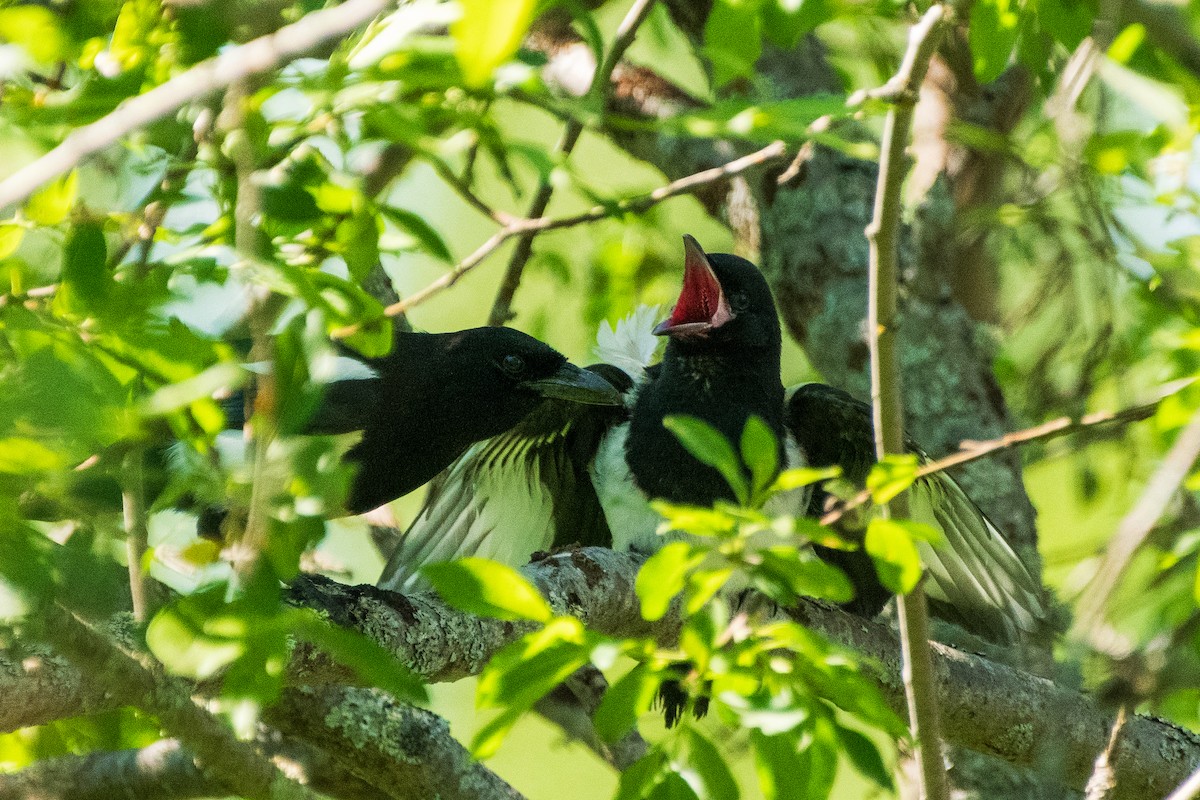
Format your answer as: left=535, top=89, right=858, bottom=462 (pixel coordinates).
left=3, top=0, right=1200, bottom=796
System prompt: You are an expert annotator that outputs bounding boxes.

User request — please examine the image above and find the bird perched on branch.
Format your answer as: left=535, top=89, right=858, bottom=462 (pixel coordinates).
left=171, top=325, right=621, bottom=541
left=378, top=236, right=1046, bottom=646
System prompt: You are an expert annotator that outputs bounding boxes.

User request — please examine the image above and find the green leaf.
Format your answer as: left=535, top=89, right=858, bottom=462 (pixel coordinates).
left=686, top=567, right=734, bottom=615
left=423, top=558, right=552, bottom=622
left=0, top=223, right=24, bottom=259
left=147, top=593, right=248, bottom=680
left=682, top=728, right=739, bottom=800
left=652, top=501, right=738, bottom=538
left=663, top=415, right=749, bottom=504
left=865, top=518, right=922, bottom=594
left=865, top=454, right=919, bottom=504
left=617, top=752, right=669, bottom=800
left=452, top=0, right=538, bottom=86
left=636, top=541, right=700, bottom=621
left=336, top=209, right=381, bottom=283
left=970, top=0, right=1020, bottom=82
left=762, top=0, right=834, bottom=48
left=0, top=437, right=68, bottom=474
left=649, top=772, right=702, bottom=800
left=740, top=415, right=779, bottom=500
left=836, top=724, right=893, bottom=790
left=771, top=465, right=839, bottom=492
left=594, top=664, right=659, bottom=742
left=755, top=547, right=853, bottom=603
left=0, top=6, right=69, bottom=63
left=142, top=362, right=248, bottom=416
left=25, top=171, right=78, bottom=225
left=751, top=729, right=806, bottom=800
left=381, top=206, right=453, bottom=262
left=473, top=617, right=590, bottom=756
left=290, top=609, right=427, bottom=703
left=703, top=0, right=763, bottom=89
left=54, top=222, right=109, bottom=315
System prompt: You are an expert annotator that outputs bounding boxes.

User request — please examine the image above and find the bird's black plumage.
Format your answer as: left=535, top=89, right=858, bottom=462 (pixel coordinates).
left=323, top=327, right=619, bottom=514
left=379, top=237, right=1045, bottom=645
left=211, top=326, right=619, bottom=521
left=626, top=238, right=786, bottom=511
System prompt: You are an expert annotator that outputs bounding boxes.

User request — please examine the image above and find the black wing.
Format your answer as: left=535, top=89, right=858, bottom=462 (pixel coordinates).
left=786, top=383, right=1046, bottom=642
left=376, top=368, right=628, bottom=592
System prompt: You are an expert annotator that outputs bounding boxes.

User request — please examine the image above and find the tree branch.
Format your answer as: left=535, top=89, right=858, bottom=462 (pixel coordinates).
left=266, top=686, right=527, bottom=800
left=819, top=385, right=1174, bottom=528
left=43, top=608, right=322, bottom=800
left=485, top=0, right=659, bottom=327
left=0, top=0, right=392, bottom=211
left=2, top=551, right=1197, bottom=798
left=328, top=140, right=790, bottom=339
left=864, top=7, right=950, bottom=800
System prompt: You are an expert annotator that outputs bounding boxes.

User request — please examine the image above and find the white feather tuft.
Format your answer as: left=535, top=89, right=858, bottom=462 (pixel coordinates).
left=593, top=305, right=661, bottom=382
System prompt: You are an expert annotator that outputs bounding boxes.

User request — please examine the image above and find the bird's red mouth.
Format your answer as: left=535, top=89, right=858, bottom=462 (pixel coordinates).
left=653, top=235, right=733, bottom=337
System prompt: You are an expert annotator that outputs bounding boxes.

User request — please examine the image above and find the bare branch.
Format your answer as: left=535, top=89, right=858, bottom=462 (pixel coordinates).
left=819, top=390, right=1171, bottom=527
left=1075, top=404, right=1200, bottom=640
left=864, top=7, right=951, bottom=800
left=3, top=551, right=1198, bottom=798
left=485, top=0, right=659, bottom=326
left=329, top=140, right=790, bottom=339
left=0, top=0, right=392, bottom=211
left=267, top=686, right=527, bottom=800
left=44, top=608, right=323, bottom=800
left=121, top=448, right=152, bottom=623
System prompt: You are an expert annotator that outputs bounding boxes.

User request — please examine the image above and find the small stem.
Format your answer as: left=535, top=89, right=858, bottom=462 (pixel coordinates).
left=485, top=0, right=658, bottom=326
left=820, top=382, right=1174, bottom=527
left=122, top=448, right=152, bottom=623
left=328, top=140, right=788, bottom=338
left=864, top=6, right=949, bottom=800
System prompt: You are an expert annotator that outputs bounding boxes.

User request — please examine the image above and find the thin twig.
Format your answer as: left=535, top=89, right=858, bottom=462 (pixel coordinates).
left=46, top=608, right=322, bottom=800
left=1075, top=403, right=1200, bottom=640
left=864, top=7, right=950, bottom=800
left=1167, top=762, right=1200, bottom=800
left=329, top=140, right=789, bottom=339
left=121, top=448, right=151, bottom=623
left=426, top=156, right=516, bottom=225
left=485, top=0, right=659, bottom=326
left=1084, top=705, right=1128, bottom=800
left=819, top=390, right=1170, bottom=526
left=0, top=0, right=391, bottom=211
left=224, top=81, right=276, bottom=583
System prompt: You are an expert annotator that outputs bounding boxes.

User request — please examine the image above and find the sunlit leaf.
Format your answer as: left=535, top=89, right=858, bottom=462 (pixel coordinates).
left=970, top=0, right=1020, bottom=82
left=423, top=558, right=552, bottom=622
left=682, top=727, right=739, bottom=800
left=865, top=454, right=919, bottom=504
left=663, top=415, right=749, bottom=504
left=741, top=415, right=779, bottom=500
left=836, top=724, right=893, bottom=790
left=865, top=518, right=922, bottom=594
left=452, top=0, right=538, bottom=86
left=703, top=0, right=762, bottom=89
left=636, top=541, right=701, bottom=621
left=25, top=172, right=78, bottom=226
left=595, top=664, right=660, bottom=742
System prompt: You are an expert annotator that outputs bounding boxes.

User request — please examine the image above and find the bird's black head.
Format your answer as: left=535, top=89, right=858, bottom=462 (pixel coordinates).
left=444, top=326, right=620, bottom=419
left=654, top=235, right=781, bottom=357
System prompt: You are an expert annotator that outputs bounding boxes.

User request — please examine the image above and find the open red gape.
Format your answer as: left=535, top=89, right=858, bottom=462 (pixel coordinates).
left=654, top=235, right=733, bottom=337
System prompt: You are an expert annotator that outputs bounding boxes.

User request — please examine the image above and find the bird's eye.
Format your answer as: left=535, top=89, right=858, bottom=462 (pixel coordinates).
left=501, top=354, right=525, bottom=374
left=730, top=292, right=750, bottom=313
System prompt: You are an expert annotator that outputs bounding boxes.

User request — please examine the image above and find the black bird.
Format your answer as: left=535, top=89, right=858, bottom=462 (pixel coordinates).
left=181, top=325, right=620, bottom=535
left=379, top=237, right=1045, bottom=645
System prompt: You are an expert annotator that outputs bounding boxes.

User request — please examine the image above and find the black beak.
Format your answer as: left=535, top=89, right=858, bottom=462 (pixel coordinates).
left=524, top=364, right=622, bottom=406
